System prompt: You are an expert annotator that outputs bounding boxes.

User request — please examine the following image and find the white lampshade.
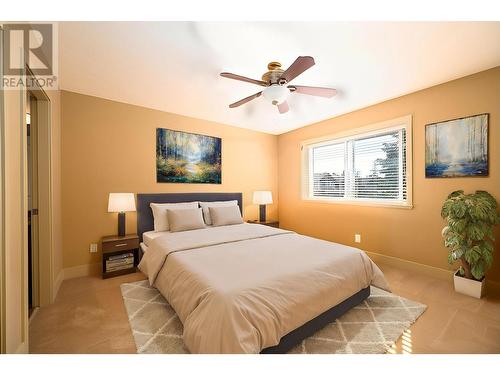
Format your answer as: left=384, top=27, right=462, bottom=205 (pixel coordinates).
left=108, top=193, right=136, bottom=213
left=253, top=191, right=273, bottom=205
left=262, top=84, right=289, bottom=105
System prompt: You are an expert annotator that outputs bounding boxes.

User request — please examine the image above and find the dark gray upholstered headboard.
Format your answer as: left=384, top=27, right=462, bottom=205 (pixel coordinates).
left=136, top=192, right=243, bottom=241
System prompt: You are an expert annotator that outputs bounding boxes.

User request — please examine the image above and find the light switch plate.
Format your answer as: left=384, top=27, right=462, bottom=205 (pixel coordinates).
left=354, top=234, right=361, bottom=243
left=90, top=243, right=98, bottom=253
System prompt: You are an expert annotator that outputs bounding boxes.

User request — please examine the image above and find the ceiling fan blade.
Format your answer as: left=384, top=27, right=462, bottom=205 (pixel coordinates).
left=277, top=101, right=289, bottom=114
left=289, top=85, right=337, bottom=98
left=280, top=56, right=315, bottom=83
left=220, top=72, right=268, bottom=87
left=229, top=91, right=262, bottom=108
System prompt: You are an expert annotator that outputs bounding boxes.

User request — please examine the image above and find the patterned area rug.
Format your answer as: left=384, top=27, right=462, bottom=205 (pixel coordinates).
left=120, top=280, right=426, bottom=354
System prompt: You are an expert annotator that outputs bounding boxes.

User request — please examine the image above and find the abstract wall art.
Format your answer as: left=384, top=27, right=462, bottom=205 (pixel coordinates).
left=425, top=114, right=488, bottom=178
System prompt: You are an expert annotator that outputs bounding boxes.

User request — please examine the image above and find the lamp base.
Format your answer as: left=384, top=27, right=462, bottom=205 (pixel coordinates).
left=118, top=212, right=126, bottom=236
left=259, top=205, right=267, bottom=222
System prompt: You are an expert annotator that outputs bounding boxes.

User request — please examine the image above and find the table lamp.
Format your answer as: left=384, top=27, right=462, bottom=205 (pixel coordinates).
left=108, top=193, right=136, bottom=236
left=253, top=191, right=273, bottom=222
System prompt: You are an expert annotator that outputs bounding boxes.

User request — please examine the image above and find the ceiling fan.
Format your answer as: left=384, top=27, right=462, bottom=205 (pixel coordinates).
left=220, top=56, right=337, bottom=114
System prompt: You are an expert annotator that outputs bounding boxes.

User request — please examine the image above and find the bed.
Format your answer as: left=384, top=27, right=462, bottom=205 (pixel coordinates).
left=136, top=192, right=389, bottom=354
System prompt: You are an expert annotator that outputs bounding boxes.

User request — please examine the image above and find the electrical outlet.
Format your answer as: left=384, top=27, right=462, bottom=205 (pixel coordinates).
left=90, top=243, right=98, bottom=253
left=354, top=234, right=361, bottom=243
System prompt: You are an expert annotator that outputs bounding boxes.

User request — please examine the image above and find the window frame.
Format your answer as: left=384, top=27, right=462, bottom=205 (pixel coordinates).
left=301, top=115, right=413, bottom=208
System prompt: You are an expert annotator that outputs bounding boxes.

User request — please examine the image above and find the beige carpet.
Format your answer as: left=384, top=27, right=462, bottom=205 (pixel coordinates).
left=120, top=280, right=426, bottom=354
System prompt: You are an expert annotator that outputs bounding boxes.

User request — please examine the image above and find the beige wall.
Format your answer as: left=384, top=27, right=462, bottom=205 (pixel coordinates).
left=278, top=66, right=500, bottom=282
left=60, top=91, right=278, bottom=270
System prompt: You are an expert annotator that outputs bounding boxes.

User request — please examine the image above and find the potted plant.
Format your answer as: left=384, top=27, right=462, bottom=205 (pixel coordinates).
left=441, top=190, right=500, bottom=298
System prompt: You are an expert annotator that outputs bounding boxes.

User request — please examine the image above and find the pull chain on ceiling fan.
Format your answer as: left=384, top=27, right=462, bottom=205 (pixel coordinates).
left=220, top=56, right=337, bottom=114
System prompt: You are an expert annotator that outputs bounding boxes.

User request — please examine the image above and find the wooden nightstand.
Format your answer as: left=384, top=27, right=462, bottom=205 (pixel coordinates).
left=101, top=234, right=140, bottom=279
left=247, top=220, right=279, bottom=228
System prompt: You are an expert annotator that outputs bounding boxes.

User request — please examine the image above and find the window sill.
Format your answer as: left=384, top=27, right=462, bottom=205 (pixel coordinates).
left=302, top=197, right=413, bottom=209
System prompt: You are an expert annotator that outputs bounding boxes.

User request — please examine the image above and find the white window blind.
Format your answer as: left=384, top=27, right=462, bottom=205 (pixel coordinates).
left=302, top=117, right=412, bottom=207
left=312, top=142, right=345, bottom=197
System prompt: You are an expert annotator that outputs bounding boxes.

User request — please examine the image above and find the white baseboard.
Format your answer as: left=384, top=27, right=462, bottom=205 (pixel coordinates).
left=52, top=269, right=64, bottom=301
left=365, top=250, right=453, bottom=281
left=366, top=250, right=500, bottom=293
left=29, top=307, right=40, bottom=324
left=63, top=263, right=100, bottom=280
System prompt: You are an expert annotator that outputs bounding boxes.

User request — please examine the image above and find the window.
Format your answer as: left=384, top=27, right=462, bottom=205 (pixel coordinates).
left=302, top=116, right=412, bottom=207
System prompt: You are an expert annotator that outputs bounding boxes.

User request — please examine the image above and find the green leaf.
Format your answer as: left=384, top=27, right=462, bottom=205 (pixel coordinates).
left=482, top=241, right=494, bottom=253
left=471, top=262, right=485, bottom=280
left=454, top=247, right=465, bottom=259
left=448, top=190, right=464, bottom=200
left=452, top=202, right=467, bottom=219
left=458, top=266, right=465, bottom=277
left=465, top=248, right=480, bottom=264
left=483, top=250, right=493, bottom=268
left=451, top=218, right=467, bottom=232
left=441, top=226, right=450, bottom=237
left=468, top=223, right=486, bottom=241
left=444, top=237, right=457, bottom=248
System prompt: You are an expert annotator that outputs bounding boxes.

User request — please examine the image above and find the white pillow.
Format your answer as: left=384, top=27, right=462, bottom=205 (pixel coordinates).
left=150, top=201, right=199, bottom=232
left=167, top=208, right=205, bottom=233
left=199, top=200, right=238, bottom=225
left=209, top=206, right=244, bottom=227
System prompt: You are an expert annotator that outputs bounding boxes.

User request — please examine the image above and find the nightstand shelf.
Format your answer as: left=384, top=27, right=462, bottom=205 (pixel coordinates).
left=247, top=220, right=279, bottom=228
left=101, top=234, right=139, bottom=279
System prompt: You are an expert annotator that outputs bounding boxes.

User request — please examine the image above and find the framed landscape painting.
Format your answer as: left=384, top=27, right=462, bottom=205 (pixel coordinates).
left=156, top=128, right=221, bottom=183
left=425, top=113, right=488, bottom=178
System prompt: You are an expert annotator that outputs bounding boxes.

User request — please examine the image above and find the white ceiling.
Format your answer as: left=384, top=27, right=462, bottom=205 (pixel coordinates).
left=59, top=22, right=500, bottom=135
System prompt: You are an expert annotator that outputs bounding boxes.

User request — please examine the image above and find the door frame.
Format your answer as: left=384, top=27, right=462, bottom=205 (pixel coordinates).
left=26, top=66, right=53, bottom=307
left=28, top=92, right=40, bottom=310
left=0, top=25, right=6, bottom=354
left=0, top=28, right=30, bottom=353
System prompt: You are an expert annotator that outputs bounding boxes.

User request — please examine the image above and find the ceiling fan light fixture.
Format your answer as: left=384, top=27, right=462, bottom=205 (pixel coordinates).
left=262, top=84, right=289, bottom=105
left=220, top=56, right=336, bottom=113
